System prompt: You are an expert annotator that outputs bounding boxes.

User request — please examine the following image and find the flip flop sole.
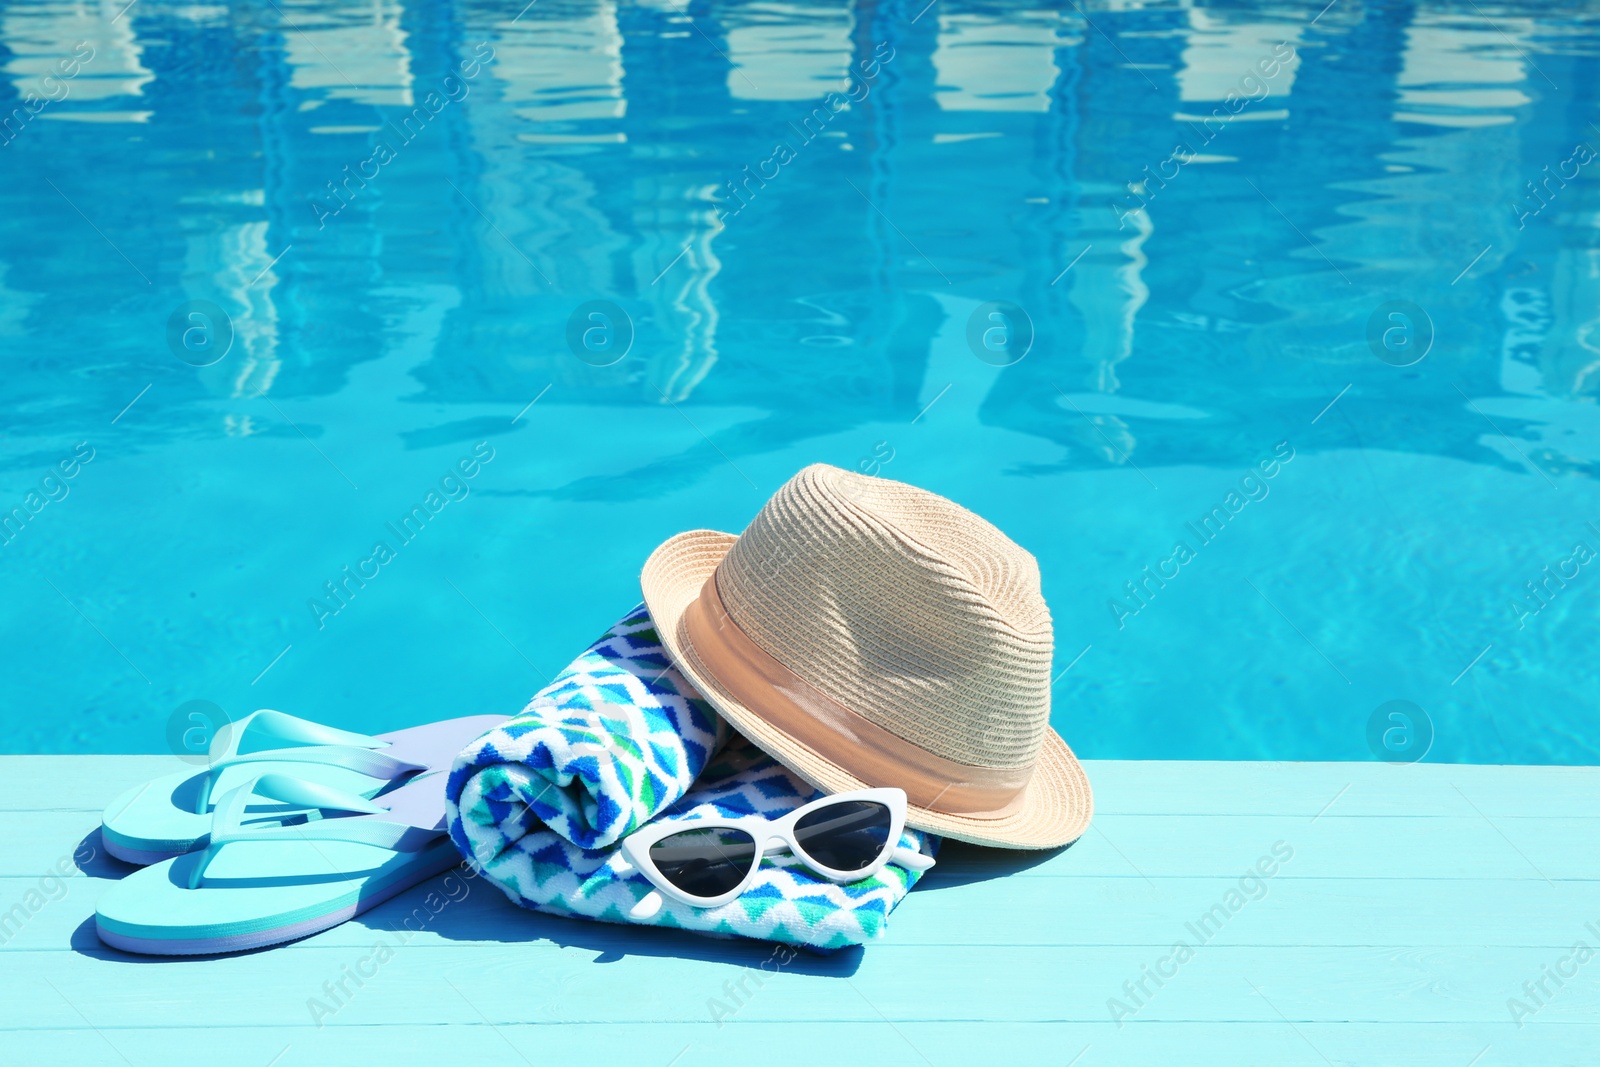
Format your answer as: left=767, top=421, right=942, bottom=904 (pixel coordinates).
left=100, top=832, right=184, bottom=867
left=95, top=839, right=463, bottom=955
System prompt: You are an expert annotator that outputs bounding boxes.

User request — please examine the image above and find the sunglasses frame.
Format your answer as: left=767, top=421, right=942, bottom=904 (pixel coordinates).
left=619, top=787, right=912, bottom=908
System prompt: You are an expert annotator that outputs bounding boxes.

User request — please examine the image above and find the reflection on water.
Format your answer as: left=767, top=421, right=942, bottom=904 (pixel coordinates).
left=2, top=0, right=1600, bottom=762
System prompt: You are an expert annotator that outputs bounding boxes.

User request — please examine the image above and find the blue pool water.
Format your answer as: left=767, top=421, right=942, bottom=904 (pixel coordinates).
left=2, top=0, right=1598, bottom=763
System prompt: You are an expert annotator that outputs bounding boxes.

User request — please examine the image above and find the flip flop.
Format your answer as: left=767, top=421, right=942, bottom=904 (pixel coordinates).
left=95, top=772, right=462, bottom=955
left=101, top=710, right=505, bottom=865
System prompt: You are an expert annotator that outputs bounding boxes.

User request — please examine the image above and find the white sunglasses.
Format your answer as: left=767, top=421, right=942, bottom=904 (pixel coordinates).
left=618, top=787, right=934, bottom=911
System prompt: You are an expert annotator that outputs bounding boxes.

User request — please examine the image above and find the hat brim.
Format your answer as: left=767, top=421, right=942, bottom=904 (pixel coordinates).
left=641, top=529, right=1094, bottom=850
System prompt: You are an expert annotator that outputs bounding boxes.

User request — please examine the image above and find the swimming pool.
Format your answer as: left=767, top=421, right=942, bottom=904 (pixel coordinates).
left=1, top=0, right=1596, bottom=764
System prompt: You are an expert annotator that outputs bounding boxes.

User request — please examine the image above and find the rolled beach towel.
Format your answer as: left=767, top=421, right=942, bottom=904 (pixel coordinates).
left=446, top=605, right=725, bottom=852
left=444, top=605, right=939, bottom=949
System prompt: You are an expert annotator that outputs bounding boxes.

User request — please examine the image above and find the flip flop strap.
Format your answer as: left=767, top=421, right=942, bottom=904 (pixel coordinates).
left=208, top=709, right=384, bottom=762
left=192, top=745, right=427, bottom=812
left=185, top=774, right=435, bottom=890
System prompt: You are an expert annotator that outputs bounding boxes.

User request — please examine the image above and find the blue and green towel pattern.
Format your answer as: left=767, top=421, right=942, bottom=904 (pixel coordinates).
left=444, top=604, right=937, bottom=949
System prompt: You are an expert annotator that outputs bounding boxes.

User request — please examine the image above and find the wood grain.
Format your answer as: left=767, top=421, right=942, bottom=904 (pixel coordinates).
left=0, top=756, right=1593, bottom=1065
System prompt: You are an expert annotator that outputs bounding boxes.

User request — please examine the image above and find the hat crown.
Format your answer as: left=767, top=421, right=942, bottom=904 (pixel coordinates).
left=716, top=464, right=1053, bottom=770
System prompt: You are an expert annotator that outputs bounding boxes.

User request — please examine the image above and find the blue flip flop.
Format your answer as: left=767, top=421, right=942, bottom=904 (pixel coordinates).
left=101, top=710, right=504, bottom=865
left=95, top=772, right=462, bottom=955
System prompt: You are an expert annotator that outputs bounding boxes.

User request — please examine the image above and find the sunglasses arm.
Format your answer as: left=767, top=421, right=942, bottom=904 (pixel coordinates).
left=891, top=845, right=935, bottom=872
left=629, top=889, right=665, bottom=919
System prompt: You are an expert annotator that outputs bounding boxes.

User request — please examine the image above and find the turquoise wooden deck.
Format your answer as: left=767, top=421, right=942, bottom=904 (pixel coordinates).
left=3, top=757, right=1594, bottom=1065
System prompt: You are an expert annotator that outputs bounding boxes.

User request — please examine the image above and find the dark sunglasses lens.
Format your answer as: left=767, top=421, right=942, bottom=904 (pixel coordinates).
left=648, top=827, right=758, bottom=899
left=793, top=801, right=893, bottom=873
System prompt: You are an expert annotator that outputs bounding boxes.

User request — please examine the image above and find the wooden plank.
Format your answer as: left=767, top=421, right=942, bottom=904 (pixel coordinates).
left=0, top=756, right=180, bottom=812
left=1086, top=760, right=1600, bottom=818
left=4, top=940, right=1598, bottom=1026
left=9, top=807, right=1596, bottom=880
left=9, top=756, right=1600, bottom=818
left=4, top=869, right=1598, bottom=953
left=2, top=1022, right=1585, bottom=1067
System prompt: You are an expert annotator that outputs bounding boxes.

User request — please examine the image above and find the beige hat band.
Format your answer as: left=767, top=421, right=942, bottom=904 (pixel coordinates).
left=683, top=571, right=1033, bottom=819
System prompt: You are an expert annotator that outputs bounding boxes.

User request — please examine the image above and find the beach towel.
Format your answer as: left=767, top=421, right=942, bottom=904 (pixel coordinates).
left=444, top=604, right=938, bottom=949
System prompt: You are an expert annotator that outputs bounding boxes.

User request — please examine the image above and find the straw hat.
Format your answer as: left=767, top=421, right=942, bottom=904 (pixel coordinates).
left=640, top=463, right=1091, bottom=850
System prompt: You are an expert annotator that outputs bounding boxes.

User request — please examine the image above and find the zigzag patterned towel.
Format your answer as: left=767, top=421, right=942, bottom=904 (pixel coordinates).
left=444, top=605, right=939, bottom=950
left=447, top=604, right=726, bottom=852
